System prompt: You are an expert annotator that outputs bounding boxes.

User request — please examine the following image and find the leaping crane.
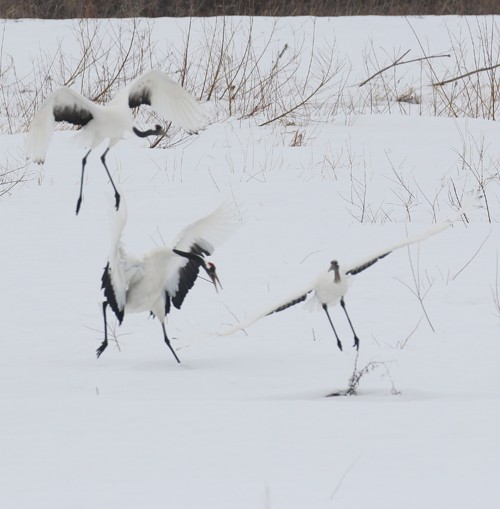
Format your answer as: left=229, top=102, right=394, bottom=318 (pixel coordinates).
left=98, top=201, right=238, bottom=362
left=26, top=70, right=207, bottom=214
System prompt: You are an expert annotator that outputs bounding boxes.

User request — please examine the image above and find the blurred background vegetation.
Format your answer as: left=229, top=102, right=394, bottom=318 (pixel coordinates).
left=1, top=0, right=500, bottom=18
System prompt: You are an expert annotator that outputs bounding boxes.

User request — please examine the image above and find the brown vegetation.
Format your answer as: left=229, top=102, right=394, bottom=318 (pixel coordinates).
left=2, top=0, right=500, bottom=19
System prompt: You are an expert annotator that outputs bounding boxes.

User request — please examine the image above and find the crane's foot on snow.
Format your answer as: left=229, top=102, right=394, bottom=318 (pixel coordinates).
left=96, top=340, right=108, bottom=359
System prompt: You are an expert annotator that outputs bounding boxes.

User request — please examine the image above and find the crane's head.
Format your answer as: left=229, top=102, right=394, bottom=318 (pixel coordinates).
left=204, top=261, right=222, bottom=293
left=329, top=260, right=341, bottom=283
left=173, top=248, right=222, bottom=292
left=329, top=260, right=339, bottom=271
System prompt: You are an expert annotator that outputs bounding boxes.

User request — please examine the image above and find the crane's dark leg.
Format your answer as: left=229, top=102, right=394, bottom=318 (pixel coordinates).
left=96, top=301, right=109, bottom=358
left=323, top=304, right=343, bottom=351
left=340, top=297, right=360, bottom=350
left=76, top=149, right=92, bottom=215
left=161, top=323, right=181, bottom=363
left=100, top=147, right=121, bottom=211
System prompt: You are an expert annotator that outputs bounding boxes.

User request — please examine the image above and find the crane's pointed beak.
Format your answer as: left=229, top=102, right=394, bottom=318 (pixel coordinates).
left=206, top=265, right=222, bottom=293
left=210, top=269, right=223, bottom=293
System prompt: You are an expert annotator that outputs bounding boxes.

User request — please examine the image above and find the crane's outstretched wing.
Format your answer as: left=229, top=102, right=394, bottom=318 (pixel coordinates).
left=101, top=200, right=139, bottom=323
left=345, top=221, right=455, bottom=275
left=127, top=70, right=207, bottom=134
left=164, top=204, right=240, bottom=310
left=344, top=199, right=474, bottom=275
left=219, top=282, right=316, bottom=336
left=26, top=87, right=96, bottom=164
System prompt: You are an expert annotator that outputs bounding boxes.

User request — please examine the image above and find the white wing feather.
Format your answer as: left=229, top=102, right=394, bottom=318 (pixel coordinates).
left=25, top=87, right=97, bottom=164
left=173, top=204, right=239, bottom=253
left=163, top=204, right=240, bottom=297
left=344, top=196, right=475, bottom=274
left=128, top=70, right=207, bottom=133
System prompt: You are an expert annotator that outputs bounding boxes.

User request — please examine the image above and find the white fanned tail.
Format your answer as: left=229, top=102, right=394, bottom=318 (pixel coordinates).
left=105, top=198, right=136, bottom=314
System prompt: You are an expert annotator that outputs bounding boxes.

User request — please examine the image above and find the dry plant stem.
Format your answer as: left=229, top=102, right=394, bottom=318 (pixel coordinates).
left=396, top=245, right=435, bottom=332
left=91, top=20, right=137, bottom=103
left=203, top=17, right=226, bottom=102
left=302, top=18, right=316, bottom=94
left=329, top=456, right=362, bottom=500
left=0, top=159, right=31, bottom=197
left=406, top=17, right=458, bottom=117
left=451, top=231, right=491, bottom=280
left=358, top=49, right=450, bottom=87
left=180, top=17, right=192, bottom=88
left=398, top=315, right=425, bottom=349
left=432, top=62, right=500, bottom=86
left=328, top=352, right=399, bottom=396
left=454, top=132, right=493, bottom=222
left=384, top=151, right=416, bottom=221
left=63, top=21, right=99, bottom=89
left=492, top=253, right=500, bottom=319
left=448, top=179, right=470, bottom=224
left=414, top=180, right=445, bottom=223
left=259, top=79, right=329, bottom=127
left=107, top=322, right=122, bottom=353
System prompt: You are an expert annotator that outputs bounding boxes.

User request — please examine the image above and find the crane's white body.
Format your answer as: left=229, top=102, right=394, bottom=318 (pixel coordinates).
left=106, top=201, right=237, bottom=322
left=121, top=248, right=172, bottom=319
left=26, top=70, right=207, bottom=164
left=305, top=265, right=350, bottom=312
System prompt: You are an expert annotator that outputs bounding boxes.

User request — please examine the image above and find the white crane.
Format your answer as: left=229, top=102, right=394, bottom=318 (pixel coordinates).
left=97, top=202, right=238, bottom=362
left=25, top=70, right=207, bottom=214
left=222, top=202, right=472, bottom=350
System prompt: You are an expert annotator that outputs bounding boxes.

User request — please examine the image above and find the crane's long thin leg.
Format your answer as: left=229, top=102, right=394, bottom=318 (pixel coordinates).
left=340, top=297, right=360, bottom=350
left=100, top=147, right=121, bottom=211
left=96, top=301, right=109, bottom=358
left=76, top=149, right=92, bottom=215
left=323, top=304, right=343, bottom=351
left=161, top=323, right=181, bottom=363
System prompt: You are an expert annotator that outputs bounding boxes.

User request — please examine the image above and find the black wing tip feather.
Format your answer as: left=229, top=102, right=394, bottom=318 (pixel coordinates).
left=53, top=104, right=93, bottom=127
left=129, top=87, right=151, bottom=109
left=164, top=291, right=171, bottom=316
left=267, top=292, right=310, bottom=316
left=172, top=259, right=201, bottom=310
left=346, top=252, right=391, bottom=276
left=101, top=263, right=124, bottom=324
left=173, top=242, right=211, bottom=259
left=170, top=241, right=213, bottom=310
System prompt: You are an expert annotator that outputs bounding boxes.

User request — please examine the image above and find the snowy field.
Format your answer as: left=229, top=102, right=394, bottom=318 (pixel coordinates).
left=0, top=16, right=499, bottom=508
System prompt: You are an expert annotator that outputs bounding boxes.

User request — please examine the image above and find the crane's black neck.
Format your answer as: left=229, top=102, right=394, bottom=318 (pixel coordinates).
left=173, top=248, right=204, bottom=265
left=334, top=267, right=341, bottom=283
left=329, top=261, right=341, bottom=283
left=133, top=125, right=163, bottom=138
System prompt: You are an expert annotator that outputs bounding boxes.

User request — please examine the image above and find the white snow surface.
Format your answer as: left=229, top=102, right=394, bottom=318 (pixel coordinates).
left=0, top=16, right=499, bottom=509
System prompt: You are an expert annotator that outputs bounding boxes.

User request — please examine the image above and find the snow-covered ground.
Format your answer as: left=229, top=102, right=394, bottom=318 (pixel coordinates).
left=0, top=16, right=499, bottom=509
